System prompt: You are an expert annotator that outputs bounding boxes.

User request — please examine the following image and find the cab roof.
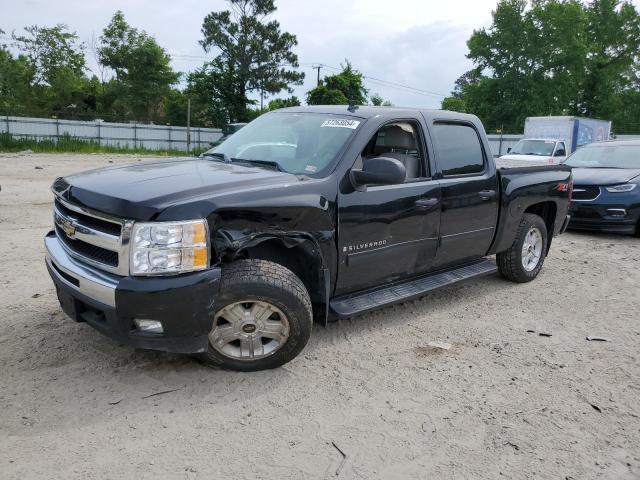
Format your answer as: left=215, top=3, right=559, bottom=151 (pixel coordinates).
left=276, top=105, right=480, bottom=123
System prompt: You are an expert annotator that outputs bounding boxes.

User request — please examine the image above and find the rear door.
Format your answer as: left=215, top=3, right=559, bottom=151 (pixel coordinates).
left=335, top=117, right=441, bottom=295
left=429, top=121, right=499, bottom=269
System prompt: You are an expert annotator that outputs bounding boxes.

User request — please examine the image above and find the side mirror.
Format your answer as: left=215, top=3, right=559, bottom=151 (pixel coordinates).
left=554, top=150, right=566, bottom=157
left=507, top=147, right=512, bottom=153
left=350, top=156, right=406, bottom=189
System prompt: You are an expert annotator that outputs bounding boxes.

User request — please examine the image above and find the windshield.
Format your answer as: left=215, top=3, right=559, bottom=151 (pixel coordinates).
left=204, top=112, right=362, bottom=175
left=564, top=144, right=640, bottom=169
left=509, top=140, right=556, bottom=156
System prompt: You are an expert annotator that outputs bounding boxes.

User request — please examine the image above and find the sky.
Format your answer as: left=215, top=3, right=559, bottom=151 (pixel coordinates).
left=2, top=0, right=638, bottom=109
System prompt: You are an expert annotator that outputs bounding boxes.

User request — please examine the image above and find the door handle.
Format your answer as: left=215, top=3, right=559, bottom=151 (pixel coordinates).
left=478, top=190, right=496, bottom=200
left=415, top=198, right=439, bottom=210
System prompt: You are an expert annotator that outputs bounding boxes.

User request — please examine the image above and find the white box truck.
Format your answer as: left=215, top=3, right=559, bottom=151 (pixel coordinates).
left=498, top=116, right=611, bottom=167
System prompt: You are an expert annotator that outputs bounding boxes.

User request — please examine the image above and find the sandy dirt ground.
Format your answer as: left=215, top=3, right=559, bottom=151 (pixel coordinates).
left=1, top=152, right=639, bottom=480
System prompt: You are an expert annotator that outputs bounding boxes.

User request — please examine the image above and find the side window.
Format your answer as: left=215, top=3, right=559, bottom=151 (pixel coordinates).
left=555, top=142, right=566, bottom=156
left=432, top=123, right=485, bottom=176
left=359, top=121, right=427, bottom=181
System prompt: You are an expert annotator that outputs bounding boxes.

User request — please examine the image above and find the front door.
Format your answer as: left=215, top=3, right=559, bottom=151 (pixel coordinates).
left=335, top=119, right=441, bottom=295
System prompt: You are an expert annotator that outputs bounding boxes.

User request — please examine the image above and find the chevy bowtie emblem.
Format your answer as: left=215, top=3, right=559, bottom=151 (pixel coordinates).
left=62, top=219, right=76, bottom=238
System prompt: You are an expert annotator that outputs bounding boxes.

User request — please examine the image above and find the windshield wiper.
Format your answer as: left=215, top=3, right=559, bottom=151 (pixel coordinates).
left=232, top=158, right=284, bottom=172
left=202, top=152, right=231, bottom=163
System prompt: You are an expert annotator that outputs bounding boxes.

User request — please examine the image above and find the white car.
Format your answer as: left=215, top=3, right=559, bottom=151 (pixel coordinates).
left=498, top=139, right=568, bottom=167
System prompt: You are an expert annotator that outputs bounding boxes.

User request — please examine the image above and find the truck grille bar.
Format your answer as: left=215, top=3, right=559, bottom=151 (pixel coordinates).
left=52, top=195, right=133, bottom=276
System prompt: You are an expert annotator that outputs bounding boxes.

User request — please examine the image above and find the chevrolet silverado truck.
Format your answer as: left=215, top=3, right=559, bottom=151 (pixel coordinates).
left=45, top=106, right=572, bottom=371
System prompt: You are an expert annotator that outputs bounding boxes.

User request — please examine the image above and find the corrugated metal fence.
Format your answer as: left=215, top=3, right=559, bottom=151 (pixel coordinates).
left=0, top=116, right=223, bottom=152
left=2, top=115, right=638, bottom=156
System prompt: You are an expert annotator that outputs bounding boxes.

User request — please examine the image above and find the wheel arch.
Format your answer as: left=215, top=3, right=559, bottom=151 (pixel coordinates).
left=524, top=201, right=557, bottom=253
left=218, top=234, right=331, bottom=325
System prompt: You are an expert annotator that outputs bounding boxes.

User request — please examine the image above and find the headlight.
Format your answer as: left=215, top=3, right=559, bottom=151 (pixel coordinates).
left=130, top=220, right=209, bottom=275
left=605, top=184, right=637, bottom=193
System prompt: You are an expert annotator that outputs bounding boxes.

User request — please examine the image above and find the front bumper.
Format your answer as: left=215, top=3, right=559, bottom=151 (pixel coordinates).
left=568, top=202, right=639, bottom=235
left=45, top=231, right=221, bottom=353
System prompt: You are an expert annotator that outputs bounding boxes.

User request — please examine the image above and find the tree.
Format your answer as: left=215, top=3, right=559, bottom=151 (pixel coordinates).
left=10, top=24, right=96, bottom=117
left=12, top=24, right=85, bottom=86
left=306, top=61, right=368, bottom=105
left=370, top=93, right=393, bottom=106
left=446, top=0, right=640, bottom=132
left=267, top=95, right=300, bottom=110
left=98, top=11, right=179, bottom=121
left=580, top=0, right=640, bottom=122
left=185, top=59, right=246, bottom=127
left=242, top=95, right=301, bottom=121
left=441, top=96, right=467, bottom=113
left=0, top=40, right=35, bottom=114
left=198, top=0, right=304, bottom=122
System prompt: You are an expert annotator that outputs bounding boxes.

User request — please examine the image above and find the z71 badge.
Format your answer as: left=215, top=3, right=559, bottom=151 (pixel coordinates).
left=343, top=240, right=387, bottom=253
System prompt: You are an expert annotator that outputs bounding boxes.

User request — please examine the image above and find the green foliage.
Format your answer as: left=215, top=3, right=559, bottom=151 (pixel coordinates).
left=1, top=17, right=183, bottom=124
left=447, top=0, right=640, bottom=133
left=306, top=85, right=349, bottom=105
left=8, top=24, right=97, bottom=118
left=307, top=61, right=368, bottom=105
left=98, top=11, right=180, bottom=121
left=243, top=95, right=301, bottom=121
left=0, top=132, right=196, bottom=155
left=0, top=47, right=34, bottom=112
left=194, top=0, right=304, bottom=123
left=370, top=93, right=393, bottom=106
left=12, top=24, right=86, bottom=85
left=267, top=95, right=301, bottom=110
left=441, top=96, right=467, bottom=113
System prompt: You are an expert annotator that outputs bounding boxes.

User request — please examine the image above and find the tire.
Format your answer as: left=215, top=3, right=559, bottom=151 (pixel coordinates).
left=497, top=213, right=548, bottom=283
left=198, top=259, right=313, bottom=371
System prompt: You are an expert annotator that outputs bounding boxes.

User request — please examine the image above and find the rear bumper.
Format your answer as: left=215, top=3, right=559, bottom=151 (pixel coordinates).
left=45, top=231, right=221, bottom=354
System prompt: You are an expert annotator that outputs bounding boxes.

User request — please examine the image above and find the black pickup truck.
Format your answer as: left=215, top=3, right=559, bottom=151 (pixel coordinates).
left=46, top=106, right=572, bottom=371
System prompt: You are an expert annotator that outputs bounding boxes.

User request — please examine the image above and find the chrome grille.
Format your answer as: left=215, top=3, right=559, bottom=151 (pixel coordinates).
left=52, top=195, right=133, bottom=276
left=55, top=199, right=122, bottom=236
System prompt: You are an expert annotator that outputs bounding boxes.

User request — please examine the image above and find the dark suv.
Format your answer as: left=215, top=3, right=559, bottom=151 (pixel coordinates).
left=565, top=140, right=640, bottom=235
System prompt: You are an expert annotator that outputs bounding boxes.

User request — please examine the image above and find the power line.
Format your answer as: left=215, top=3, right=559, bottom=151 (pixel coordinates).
left=306, top=63, right=447, bottom=98
left=1, top=39, right=449, bottom=100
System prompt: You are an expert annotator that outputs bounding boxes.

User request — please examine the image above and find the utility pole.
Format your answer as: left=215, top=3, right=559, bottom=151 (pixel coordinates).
left=186, top=98, right=191, bottom=154
left=312, top=64, right=322, bottom=86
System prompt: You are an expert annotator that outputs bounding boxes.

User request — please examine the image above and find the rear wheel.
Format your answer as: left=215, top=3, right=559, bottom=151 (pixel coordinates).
left=198, top=259, right=312, bottom=371
left=497, top=213, right=548, bottom=283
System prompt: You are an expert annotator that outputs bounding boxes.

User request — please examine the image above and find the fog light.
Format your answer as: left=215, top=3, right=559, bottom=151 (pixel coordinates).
left=607, top=208, right=626, bottom=217
left=134, top=319, right=164, bottom=334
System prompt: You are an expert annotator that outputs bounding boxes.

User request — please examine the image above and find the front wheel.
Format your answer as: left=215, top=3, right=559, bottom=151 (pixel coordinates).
left=198, top=259, right=313, bottom=371
left=497, top=213, right=548, bottom=283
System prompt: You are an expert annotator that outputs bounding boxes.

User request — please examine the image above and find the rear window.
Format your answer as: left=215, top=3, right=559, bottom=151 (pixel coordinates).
left=433, top=123, right=485, bottom=176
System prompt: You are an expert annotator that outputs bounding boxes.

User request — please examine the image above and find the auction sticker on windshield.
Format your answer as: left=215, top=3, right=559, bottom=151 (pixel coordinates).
left=321, top=119, right=360, bottom=129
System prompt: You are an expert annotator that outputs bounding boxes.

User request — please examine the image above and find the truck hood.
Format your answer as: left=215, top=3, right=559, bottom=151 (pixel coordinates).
left=499, top=154, right=556, bottom=163
left=53, top=157, right=303, bottom=220
left=571, top=167, right=640, bottom=186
